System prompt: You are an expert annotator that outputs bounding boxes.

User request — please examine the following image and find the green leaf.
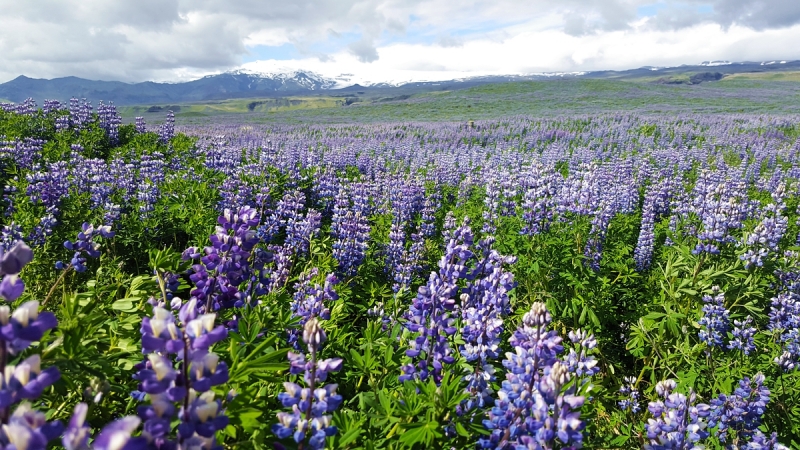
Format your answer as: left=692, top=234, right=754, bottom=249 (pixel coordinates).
left=398, top=420, right=441, bottom=447
left=111, top=299, right=137, bottom=312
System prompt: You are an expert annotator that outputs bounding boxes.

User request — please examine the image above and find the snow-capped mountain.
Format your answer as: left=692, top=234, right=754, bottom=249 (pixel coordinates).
left=1, top=59, right=799, bottom=106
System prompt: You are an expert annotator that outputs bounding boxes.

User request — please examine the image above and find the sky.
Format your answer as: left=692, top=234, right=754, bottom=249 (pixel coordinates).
left=1, top=0, right=799, bottom=85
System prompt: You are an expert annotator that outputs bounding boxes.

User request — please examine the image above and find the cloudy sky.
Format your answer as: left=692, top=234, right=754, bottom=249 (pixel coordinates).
left=0, top=0, right=798, bottom=84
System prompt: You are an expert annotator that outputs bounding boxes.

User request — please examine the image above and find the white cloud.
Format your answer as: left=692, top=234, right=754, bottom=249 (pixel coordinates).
left=0, top=0, right=798, bottom=84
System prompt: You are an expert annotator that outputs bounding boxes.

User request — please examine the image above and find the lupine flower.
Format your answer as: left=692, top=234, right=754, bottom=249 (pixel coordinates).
left=274, top=318, right=343, bottom=450
left=0, top=402, right=64, bottom=450
left=584, top=202, right=614, bottom=272
left=479, top=302, right=595, bottom=449
left=135, top=116, right=147, bottom=133
left=56, top=223, right=114, bottom=272
left=62, top=403, right=90, bottom=450
left=618, top=376, right=641, bottom=413
left=519, top=164, right=557, bottom=236
left=332, top=210, right=370, bottom=277
left=93, top=416, right=148, bottom=450
left=183, top=207, right=261, bottom=313
left=0, top=241, right=34, bottom=302
left=644, top=380, right=710, bottom=449
left=741, top=183, right=789, bottom=269
left=746, top=431, right=789, bottom=449
left=698, top=286, right=730, bottom=350
left=708, top=374, right=772, bottom=446
left=768, top=283, right=800, bottom=372
left=158, top=111, right=175, bottom=144
left=288, top=269, right=339, bottom=348
left=482, top=176, right=500, bottom=235
left=419, top=193, right=439, bottom=238
left=728, top=316, right=757, bottom=355
left=460, top=237, right=517, bottom=411
left=400, top=219, right=474, bottom=384
left=133, top=299, right=229, bottom=447
left=634, top=173, right=676, bottom=271
left=97, top=101, right=122, bottom=144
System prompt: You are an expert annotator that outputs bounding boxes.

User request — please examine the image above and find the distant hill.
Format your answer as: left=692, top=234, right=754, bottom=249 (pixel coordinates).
left=2, top=60, right=800, bottom=106
left=0, top=70, right=339, bottom=106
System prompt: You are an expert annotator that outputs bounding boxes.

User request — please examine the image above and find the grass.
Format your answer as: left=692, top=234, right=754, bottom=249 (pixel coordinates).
left=119, top=96, right=344, bottom=122
left=123, top=78, right=800, bottom=125
left=721, top=71, right=800, bottom=82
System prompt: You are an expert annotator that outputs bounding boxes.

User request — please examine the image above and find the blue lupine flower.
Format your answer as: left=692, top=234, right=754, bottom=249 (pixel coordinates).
left=288, top=269, right=338, bottom=348
left=698, top=286, right=730, bottom=349
left=400, top=219, right=473, bottom=384
left=729, top=316, right=757, bottom=355
left=57, top=223, right=114, bottom=273
left=644, top=380, right=710, bottom=449
left=133, top=299, right=229, bottom=447
left=618, top=376, right=641, bottom=413
left=274, top=318, right=343, bottom=450
left=479, top=302, right=594, bottom=449
left=709, top=373, right=771, bottom=445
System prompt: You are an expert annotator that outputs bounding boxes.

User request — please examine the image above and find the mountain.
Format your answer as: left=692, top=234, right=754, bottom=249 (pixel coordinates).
left=0, top=70, right=340, bottom=105
left=2, top=60, right=800, bottom=106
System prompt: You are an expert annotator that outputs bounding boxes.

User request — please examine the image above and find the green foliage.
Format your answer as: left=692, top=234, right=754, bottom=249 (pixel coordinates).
left=2, top=106, right=800, bottom=449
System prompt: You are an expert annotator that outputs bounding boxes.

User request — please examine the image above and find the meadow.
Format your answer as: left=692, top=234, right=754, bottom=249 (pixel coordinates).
left=119, top=78, right=800, bottom=125
left=0, top=93, right=799, bottom=449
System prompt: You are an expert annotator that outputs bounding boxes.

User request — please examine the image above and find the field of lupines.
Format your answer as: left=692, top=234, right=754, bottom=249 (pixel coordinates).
left=0, top=97, right=800, bottom=449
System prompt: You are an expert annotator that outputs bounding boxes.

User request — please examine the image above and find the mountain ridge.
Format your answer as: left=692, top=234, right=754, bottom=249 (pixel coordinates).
left=2, top=60, right=800, bottom=106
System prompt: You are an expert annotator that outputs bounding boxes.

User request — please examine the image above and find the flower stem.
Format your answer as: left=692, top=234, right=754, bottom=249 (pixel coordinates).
left=42, top=264, right=73, bottom=308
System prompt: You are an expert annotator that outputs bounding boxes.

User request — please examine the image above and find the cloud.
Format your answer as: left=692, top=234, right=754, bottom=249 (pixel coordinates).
left=0, top=0, right=798, bottom=84
left=348, top=37, right=380, bottom=63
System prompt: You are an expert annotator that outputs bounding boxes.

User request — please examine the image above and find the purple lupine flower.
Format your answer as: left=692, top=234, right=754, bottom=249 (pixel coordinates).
left=385, top=216, right=406, bottom=280
left=311, top=166, right=339, bottom=212
left=42, top=99, right=61, bottom=115
left=565, top=329, right=600, bottom=379
left=479, top=302, right=593, bottom=449
left=519, top=162, right=557, bottom=236
left=634, top=196, right=657, bottom=272
left=97, top=100, right=122, bottom=144
left=644, top=381, right=711, bottom=449
left=274, top=318, right=343, bottom=450
left=56, top=223, right=114, bottom=273
left=728, top=316, right=757, bottom=355
left=746, top=431, right=789, bottom=449
left=708, top=373, right=772, bottom=446
left=332, top=210, right=370, bottom=278
left=93, top=416, right=148, bottom=450
left=158, top=111, right=175, bottom=144
left=183, top=206, right=262, bottom=313
left=687, top=169, right=749, bottom=255
left=0, top=354, right=60, bottom=407
left=634, top=172, right=677, bottom=272
left=618, top=376, right=641, bottom=413
left=460, top=237, right=517, bottom=411
left=62, top=403, right=91, bottom=450
left=0, top=402, right=64, bottom=450
left=482, top=176, right=500, bottom=236
left=133, top=300, right=229, bottom=447
left=69, top=98, right=92, bottom=130
left=400, top=219, right=473, bottom=384
left=177, top=390, right=229, bottom=440
left=584, top=201, right=614, bottom=272
left=741, top=183, right=789, bottom=269
left=55, top=114, right=70, bottom=131
left=288, top=270, right=338, bottom=348
left=0, top=241, right=33, bottom=302
left=135, top=116, right=147, bottom=134
left=0, top=301, right=58, bottom=353
left=419, top=193, right=439, bottom=238
left=698, top=286, right=730, bottom=349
